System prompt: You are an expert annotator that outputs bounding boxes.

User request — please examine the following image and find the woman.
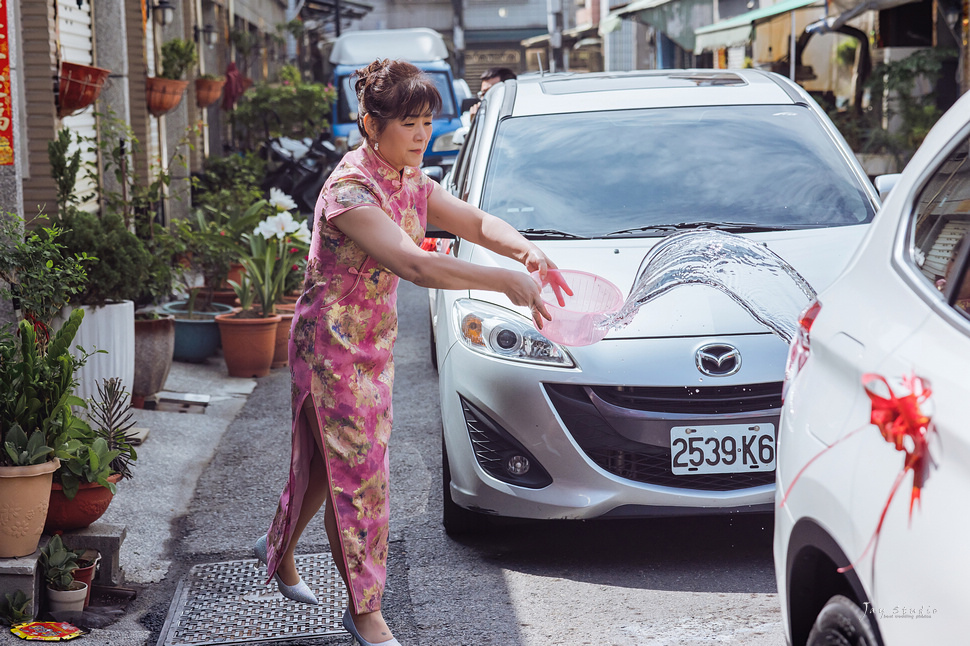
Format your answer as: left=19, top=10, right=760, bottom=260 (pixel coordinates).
left=253, top=59, right=569, bottom=646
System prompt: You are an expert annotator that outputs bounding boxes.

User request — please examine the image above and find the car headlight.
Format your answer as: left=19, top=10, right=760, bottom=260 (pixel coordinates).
left=431, top=131, right=461, bottom=153
left=453, top=299, right=574, bottom=367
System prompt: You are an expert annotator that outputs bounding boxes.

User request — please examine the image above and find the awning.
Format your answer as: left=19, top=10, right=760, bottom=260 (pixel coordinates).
left=521, top=23, right=600, bottom=49
left=805, top=0, right=921, bottom=34
left=600, top=0, right=714, bottom=52
left=694, top=0, right=822, bottom=52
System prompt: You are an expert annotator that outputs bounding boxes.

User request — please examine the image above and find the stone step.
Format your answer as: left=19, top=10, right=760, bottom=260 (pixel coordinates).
left=0, top=523, right=126, bottom=618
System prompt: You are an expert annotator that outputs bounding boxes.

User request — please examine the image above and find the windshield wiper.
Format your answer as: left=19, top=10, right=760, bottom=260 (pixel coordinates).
left=518, top=228, right=589, bottom=239
left=670, top=221, right=793, bottom=233
left=602, top=225, right=680, bottom=237
left=604, top=222, right=791, bottom=237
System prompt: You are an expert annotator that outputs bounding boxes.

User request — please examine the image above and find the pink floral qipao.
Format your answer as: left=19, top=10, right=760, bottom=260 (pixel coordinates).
left=265, top=141, right=432, bottom=613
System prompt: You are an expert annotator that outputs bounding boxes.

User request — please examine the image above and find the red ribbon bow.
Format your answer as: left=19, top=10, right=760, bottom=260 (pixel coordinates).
left=780, top=372, right=936, bottom=574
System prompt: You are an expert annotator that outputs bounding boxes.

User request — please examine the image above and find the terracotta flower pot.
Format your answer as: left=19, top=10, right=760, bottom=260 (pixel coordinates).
left=72, top=550, right=100, bottom=607
left=58, top=62, right=110, bottom=118
left=272, top=310, right=295, bottom=369
left=146, top=77, right=189, bottom=117
left=216, top=312, right=282, bottom=378
left=45, top=473, right=123, bottom=532
left=0, top=459, right=59, bottom=558
left=195, top=77, right=226, bottom=108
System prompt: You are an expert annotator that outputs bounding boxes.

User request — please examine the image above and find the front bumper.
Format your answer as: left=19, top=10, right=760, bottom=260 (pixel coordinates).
left=439, top=332, right=786, bottom=520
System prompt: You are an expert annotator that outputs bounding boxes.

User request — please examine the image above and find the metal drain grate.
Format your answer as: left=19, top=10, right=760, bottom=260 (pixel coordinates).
left=158, top=553, right=349, bottom=646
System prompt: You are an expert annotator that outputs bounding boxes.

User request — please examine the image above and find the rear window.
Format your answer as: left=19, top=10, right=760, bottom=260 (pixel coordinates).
left=480, top=105, right=875, bottom=237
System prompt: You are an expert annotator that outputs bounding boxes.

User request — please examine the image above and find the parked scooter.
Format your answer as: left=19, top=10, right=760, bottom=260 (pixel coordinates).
left=261, top=130, right=342, bottom=213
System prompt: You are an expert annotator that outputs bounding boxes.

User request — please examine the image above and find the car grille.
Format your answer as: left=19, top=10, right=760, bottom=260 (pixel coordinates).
left=545, top=383, right=780, bottom=491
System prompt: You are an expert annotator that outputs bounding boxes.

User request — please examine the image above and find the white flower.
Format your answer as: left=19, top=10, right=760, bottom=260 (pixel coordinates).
left=254, top=211, right=299, bottom=240
left=292, top=220, right=311, bottom=244
left=269, top=187, right=298, bottom=213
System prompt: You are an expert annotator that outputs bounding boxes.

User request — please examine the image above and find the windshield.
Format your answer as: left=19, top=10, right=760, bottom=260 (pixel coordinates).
left=336, top=71, right=457, bottom=124
left=480, top=106, right=875, bottom=237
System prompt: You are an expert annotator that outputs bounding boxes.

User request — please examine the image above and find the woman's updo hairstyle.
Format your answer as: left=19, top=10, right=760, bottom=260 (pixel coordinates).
left=354, top=59, right=442, bottom=140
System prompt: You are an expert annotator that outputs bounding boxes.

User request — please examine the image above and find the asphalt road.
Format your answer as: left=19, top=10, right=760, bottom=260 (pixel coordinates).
left=0, top=279, right=785, bottom=646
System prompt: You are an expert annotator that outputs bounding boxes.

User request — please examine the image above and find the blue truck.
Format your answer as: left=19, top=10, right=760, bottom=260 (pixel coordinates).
left=329, top=28, right=464, bottom=168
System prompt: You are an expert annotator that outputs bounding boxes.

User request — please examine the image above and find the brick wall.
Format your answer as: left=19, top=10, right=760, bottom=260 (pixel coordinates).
left=20, top=1, right=58, bottom=217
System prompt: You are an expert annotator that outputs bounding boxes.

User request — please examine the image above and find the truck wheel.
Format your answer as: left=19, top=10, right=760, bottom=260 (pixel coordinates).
left=807, top=595, right=878, bottom=646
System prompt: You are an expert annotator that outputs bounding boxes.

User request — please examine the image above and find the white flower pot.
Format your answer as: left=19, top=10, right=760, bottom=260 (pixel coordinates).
left=58, top=301, right=135, bottom=407
left=46, top=582, right=88, bottom=613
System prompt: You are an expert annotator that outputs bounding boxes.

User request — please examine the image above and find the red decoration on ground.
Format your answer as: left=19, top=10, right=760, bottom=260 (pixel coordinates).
left=10, top=622, right=84, bottom=641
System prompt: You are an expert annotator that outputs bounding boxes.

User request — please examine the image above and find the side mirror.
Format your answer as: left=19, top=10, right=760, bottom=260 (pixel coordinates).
left=874, top=173, right=901, bottom=201
left=460, top=97, right=479, bottom=114
left=423, top=165, right=444, bottom=183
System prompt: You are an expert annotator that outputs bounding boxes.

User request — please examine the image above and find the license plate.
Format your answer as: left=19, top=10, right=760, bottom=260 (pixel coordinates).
left=670, top=423, right=775, bottom=475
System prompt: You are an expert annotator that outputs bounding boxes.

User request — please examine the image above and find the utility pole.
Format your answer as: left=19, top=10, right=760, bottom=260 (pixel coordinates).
left=335, top=0, right=342, bottom=37
left=452, top=0, right=465, bottom=79
left=547, top=0, right=564, bottom=72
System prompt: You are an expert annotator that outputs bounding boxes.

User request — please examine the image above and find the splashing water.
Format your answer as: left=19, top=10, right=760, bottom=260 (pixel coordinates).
left=600, top=229, right=817, bottom=344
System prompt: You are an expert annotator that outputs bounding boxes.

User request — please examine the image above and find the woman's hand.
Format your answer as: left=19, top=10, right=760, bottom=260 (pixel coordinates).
left=522, top=246, right=573, bottom=307
left=503, top=270, right=551, bottom=329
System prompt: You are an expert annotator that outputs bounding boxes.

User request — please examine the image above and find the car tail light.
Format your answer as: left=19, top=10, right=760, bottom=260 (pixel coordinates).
left=782, top=299, right=821, bottom=402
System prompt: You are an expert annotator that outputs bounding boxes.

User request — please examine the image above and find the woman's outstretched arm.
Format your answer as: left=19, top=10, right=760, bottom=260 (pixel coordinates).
left=330, top=204, right=552, bottom=328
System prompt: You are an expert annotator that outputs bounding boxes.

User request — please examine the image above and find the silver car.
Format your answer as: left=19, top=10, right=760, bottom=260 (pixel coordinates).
left=430, top=70, right=879, bottom=534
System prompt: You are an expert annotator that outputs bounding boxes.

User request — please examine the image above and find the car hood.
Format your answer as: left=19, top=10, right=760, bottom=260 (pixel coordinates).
left=465, top=226, right=868, bottom=339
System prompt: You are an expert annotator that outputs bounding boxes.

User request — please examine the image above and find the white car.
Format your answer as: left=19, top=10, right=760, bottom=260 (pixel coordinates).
left=431, top=69, right=879, bottom=534
left=774, top=90, right=970, bottom=644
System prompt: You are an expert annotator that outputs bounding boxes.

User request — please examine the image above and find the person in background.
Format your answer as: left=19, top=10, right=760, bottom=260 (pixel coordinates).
left=468, top=67, right=517, bottom=122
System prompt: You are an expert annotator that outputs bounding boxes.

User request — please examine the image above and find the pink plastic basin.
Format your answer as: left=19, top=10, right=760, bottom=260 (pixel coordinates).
left=532, top=270, right=624, bottom=346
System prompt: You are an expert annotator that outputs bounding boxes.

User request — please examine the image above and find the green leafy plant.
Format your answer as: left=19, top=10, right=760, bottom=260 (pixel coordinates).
left=0, top=590, right=33, bottom=626
left=87, top=377, right=137, bottom=481
left=52, top=210, right=152, bottom=307
left=39, top=535, right=79, bottom=592
left=2, top=425, right=53, bottom=466
left=47, top=128, right=94, bottom=212
left=0, top=214, right=91, bottom=339
left=198, top=73, right=224, bottom=82
left=834, top=49, right=958, bottom=164
left=232, top=64, right=336, bottom=145
left=56, top=434, right=121, bottom=500
left=0, top=310, right=91, bottom=468
left=159, top=38, right=199, bottom=81
left=232, top=195, right=310, bottom=317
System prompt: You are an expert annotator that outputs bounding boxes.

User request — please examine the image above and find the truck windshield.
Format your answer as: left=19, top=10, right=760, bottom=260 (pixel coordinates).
left=336, top=71, right=457, bottom=123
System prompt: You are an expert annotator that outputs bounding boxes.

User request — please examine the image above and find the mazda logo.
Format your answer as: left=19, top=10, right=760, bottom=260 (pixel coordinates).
left=695, top=344, right=741, bottom=377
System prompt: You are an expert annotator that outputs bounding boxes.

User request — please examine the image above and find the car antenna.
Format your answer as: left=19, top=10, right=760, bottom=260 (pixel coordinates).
left=536, top=51, right=545, bottom=75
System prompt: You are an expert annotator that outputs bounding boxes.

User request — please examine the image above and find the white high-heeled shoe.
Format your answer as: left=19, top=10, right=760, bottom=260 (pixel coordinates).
left=342, top=609, right=402, bottom=646
left=253, top=535, right=320, bottom=605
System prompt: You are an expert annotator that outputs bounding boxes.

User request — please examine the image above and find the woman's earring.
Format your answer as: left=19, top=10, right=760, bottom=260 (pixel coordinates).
left=374, top=141, right=379, bottom=152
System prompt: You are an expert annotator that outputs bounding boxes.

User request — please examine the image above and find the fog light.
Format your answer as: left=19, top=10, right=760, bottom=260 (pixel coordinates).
left=506, top=455, right=530, bottom=476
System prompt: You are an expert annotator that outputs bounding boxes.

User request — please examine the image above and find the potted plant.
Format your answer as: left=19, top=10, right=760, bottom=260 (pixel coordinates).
left=216, top=194, right=309, bottom=377
left=0, top=591, right=33, bottom=627
left=195, top=73, right=226, bottom=109
left=47, top=128, right=152, bottom=405
left=58, top=61, right=111, bottom=118
left=46, top=377, right=137, bottom=532
left=0, top=213, right=91, bottom=348
left=147, top=38, right=198, bottom=117
left=71, top=549, right=100, bottom=608
left=39, top=535, right=85, bottom=614
left=0, top=310, right=88, bottom=557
